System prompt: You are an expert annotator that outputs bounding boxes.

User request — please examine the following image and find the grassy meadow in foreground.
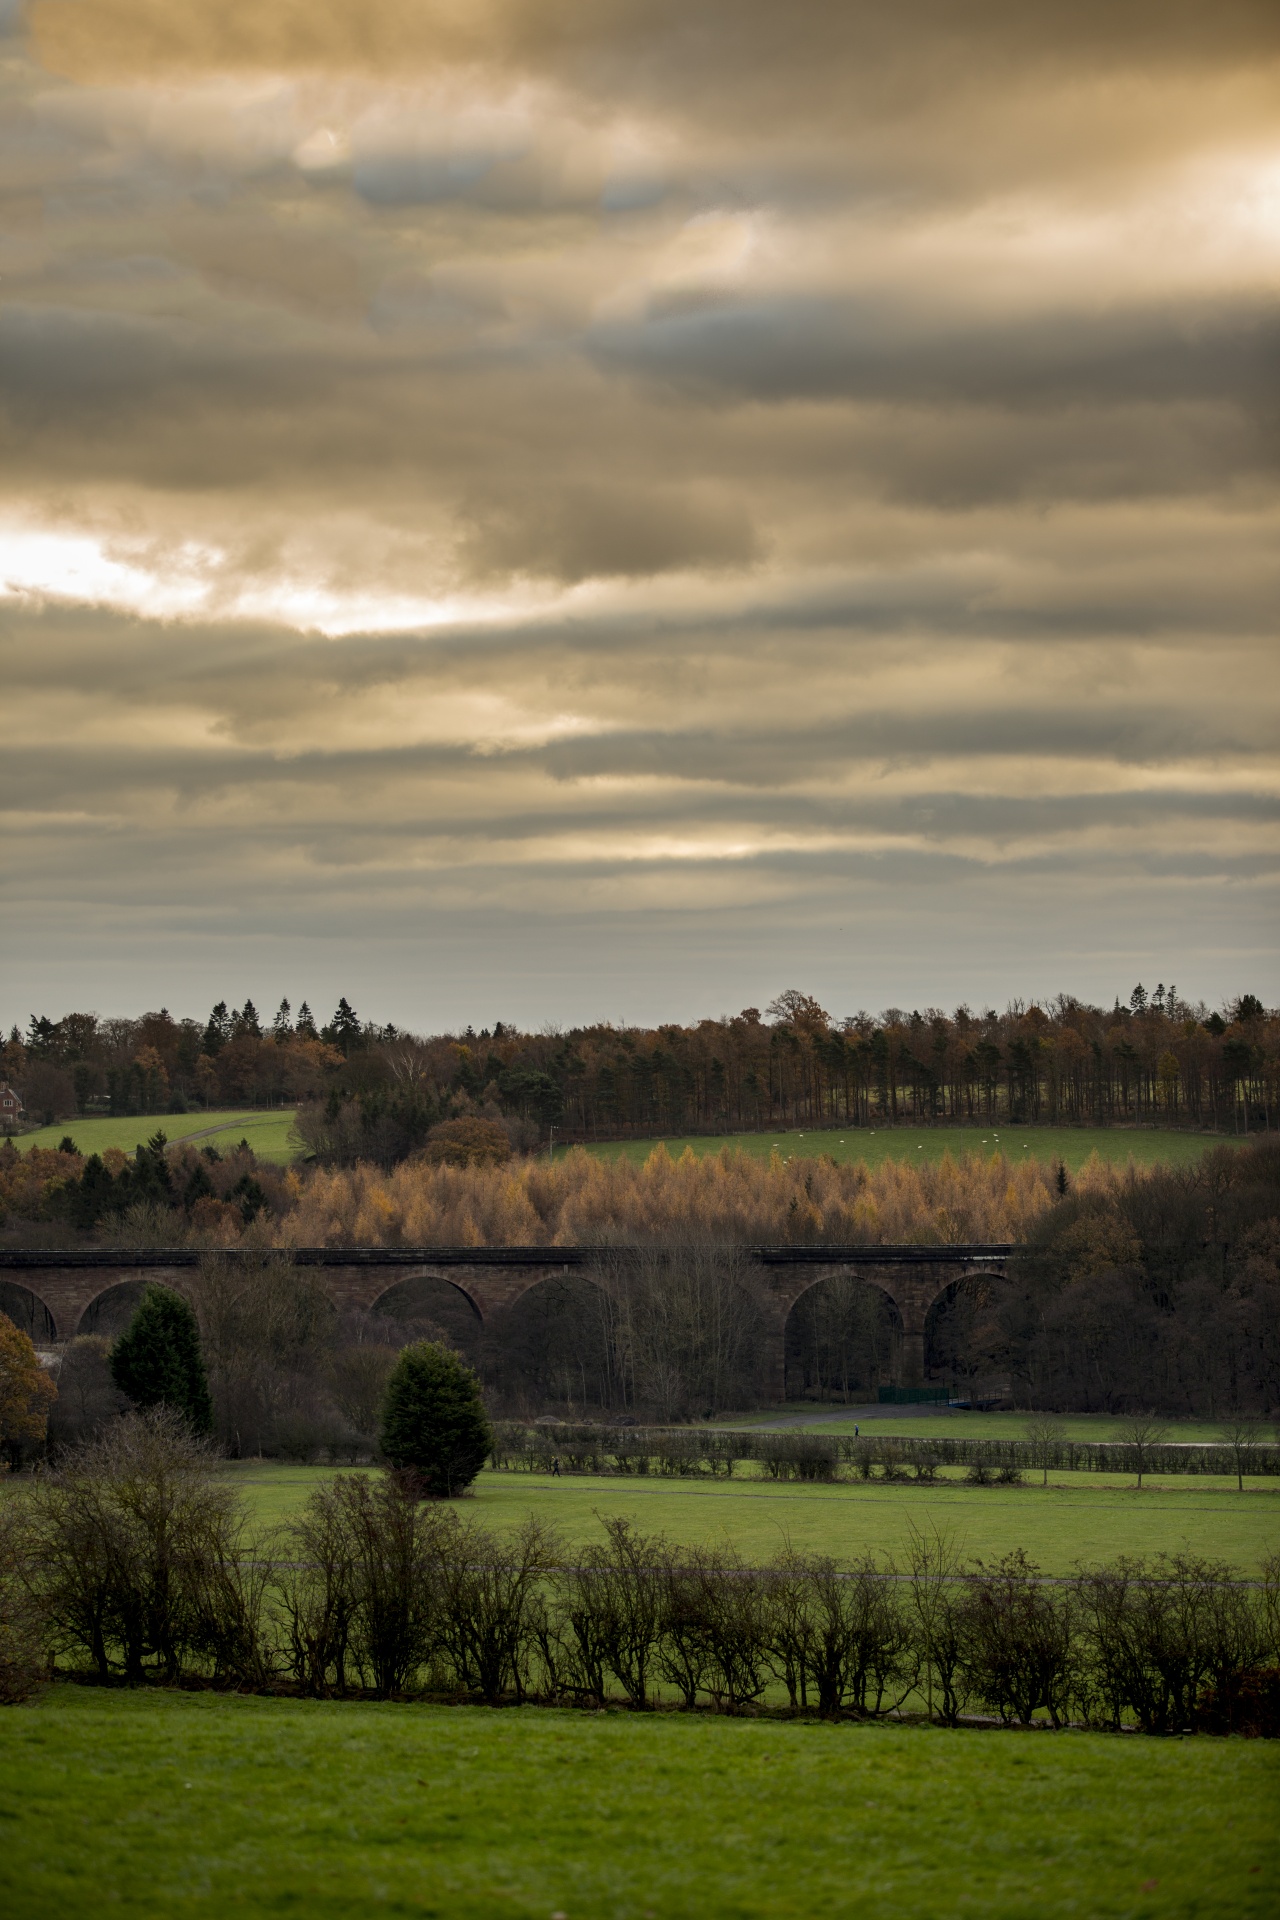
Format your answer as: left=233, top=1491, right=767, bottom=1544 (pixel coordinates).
left=218, top=1462, right=1280, bottom=1574
left=584, top=1125, right=1241, bottom=1173
left=2, top=1688, right=1275, bottom=1920
left=15, top=1109, right=301, bottom=1163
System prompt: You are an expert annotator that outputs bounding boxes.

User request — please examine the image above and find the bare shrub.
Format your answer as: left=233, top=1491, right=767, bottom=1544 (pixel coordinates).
left=1117, top=1413, right=1169, bottom=1489
left=903, top=1523, right=970, bottom=1726
left=765, top=1548, right=915, bottom=1718
left=434, top=1516, right=556, bottom=1704
left=25, top=1409, right=259, bottom=1684
left=326, top=1344, right=399, bottom=1441
left=0, top=1502, right=45, bottom=1703
left=273, top=1484, right=358, bottom=1696
left=1076, top=1554, right=1266, bottom=1734
left=760, top=1434, right=838, bottom=1482
left=559, top=1516, right=666, bottom=1709
left=290, top=1474, right=445, bottom=1697
left=655, top=1547, right=721, bottom=1709
left=192, top=1254, right=336, bottom=1457
left=959, top=1550, right=1079, bottom=1727
left=694, top=1548, right=770, bottom=1712
left=46, top=1336, right=126, bottom=1450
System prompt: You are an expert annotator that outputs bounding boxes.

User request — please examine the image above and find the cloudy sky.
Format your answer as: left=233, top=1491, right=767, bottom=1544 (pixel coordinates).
left=2, top=1, right=1277, bottom=1029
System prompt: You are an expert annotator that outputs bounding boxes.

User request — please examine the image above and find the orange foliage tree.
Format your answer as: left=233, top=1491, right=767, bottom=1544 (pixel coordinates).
left=0, top=1311, right=57, bottom=1461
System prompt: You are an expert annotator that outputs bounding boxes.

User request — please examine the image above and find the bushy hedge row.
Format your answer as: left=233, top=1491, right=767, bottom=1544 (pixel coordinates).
left=3, top=1413, right=1278, bottom=1734
left=490, top=1423, right=1280, bottom=1482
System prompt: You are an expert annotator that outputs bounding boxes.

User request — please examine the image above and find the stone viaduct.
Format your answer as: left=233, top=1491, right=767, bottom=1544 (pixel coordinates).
left=0, top=1243, right=1013, bottom=1397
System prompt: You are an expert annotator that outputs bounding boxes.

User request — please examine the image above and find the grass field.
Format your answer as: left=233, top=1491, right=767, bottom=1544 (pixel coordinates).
left=2, top=1687, right=1275, bottom=1920
left=13, top=1109, right=302, bottom=1162
left=724, top=1411, right=1264, bottom=1443
left=581, top=1125, right=1242, bottom=1173
left=14, top=1115, right=1241, bottom=1174
left=219, top=1463, right=1280, bottom=1574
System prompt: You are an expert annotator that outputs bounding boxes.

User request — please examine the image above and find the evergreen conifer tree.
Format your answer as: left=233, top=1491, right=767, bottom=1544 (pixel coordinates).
left=379, top=1341, right=492, bottom=1497
left=202, top=1001, right=230, bottom=1057
left=110, top=1285, right=213, bottom=1434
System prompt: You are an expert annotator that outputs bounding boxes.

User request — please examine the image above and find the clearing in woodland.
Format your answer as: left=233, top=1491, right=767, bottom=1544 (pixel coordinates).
left=1, top=1689, right=1275, bottom=1920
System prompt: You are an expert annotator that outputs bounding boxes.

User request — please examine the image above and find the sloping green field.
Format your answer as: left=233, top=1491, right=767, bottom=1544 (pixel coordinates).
left=2, top=1688, right=1276, bottom=1920
left=14, top=1116, right=1239, bottom=1174
left=582, top=1126, right=1240, bottom=1173
left=14, top=1109, right=301, bottom=1162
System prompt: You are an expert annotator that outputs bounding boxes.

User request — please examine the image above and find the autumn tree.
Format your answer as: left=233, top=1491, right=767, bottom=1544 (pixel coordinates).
left=0, top=1311, right=57, bottom=1463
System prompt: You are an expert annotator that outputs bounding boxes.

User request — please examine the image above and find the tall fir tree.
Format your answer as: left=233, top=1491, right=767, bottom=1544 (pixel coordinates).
left=110, top=1285, right=213, bottom=1434
left=379, top=1341, right=492, bottom=1497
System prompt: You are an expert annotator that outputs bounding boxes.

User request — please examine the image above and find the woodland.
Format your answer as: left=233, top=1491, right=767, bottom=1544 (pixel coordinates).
left=3, top=985, right=1276, bottom=1151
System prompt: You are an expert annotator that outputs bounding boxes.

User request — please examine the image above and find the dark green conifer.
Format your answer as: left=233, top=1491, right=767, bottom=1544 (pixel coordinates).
left=379, top=1341, right=492, bottom=1497
left=110, top=1285, right=213, bottom=1434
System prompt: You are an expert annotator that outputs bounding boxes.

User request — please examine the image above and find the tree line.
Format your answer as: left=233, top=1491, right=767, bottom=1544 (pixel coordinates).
left=2, top=1413, right=1277, bottom=1733
left=4, top=984, right=1276, bottom=1142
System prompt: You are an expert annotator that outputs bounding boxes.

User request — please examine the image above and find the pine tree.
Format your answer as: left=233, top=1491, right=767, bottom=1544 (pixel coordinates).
left=202, top=1002, right=230, bottom=1057
left=272, top=997, right=292, bottom=1040
left=326, top=997, right=361, bottom=1054
left=379, top=1341, right=492, bottom=1497
left=295, top=1001, right=318, bottom=1040
left=110, top=1285, right=213, bottom=1435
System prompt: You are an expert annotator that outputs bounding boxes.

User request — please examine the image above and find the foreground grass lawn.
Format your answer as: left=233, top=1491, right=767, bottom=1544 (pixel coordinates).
left=584, top=1126, right=1239, bottom=1174
left=1, top=1688, right=1275, bottom=1920
left=221, top=1463, right=1280, bottom=1572
left=16, top=1109, right=301, bottom=1162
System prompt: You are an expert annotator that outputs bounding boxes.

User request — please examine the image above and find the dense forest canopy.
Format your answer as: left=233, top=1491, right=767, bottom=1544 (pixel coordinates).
left=4, top=985, right=1276, bottom=1144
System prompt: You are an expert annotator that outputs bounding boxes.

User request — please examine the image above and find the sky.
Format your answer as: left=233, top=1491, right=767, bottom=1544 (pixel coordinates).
left=2, top=0, right=1278, bottom=1031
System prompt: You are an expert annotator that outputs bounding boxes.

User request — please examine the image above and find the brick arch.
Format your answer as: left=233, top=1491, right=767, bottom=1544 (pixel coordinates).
left=778, top=1268, right=907, bottom=1405
left=921, top=1265, right=1005, bottom=1319
left=0, top=1276, right=59, bottom=1343
left=774, top=1265, right=908, bottom=1325
left=74, top=1273, right=196, bottom=1340
left=363, top=1270, right=486, bottom=1325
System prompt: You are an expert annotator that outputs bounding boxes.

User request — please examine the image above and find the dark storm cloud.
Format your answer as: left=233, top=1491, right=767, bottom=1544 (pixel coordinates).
left=589, top=296, right=1280, bottom=411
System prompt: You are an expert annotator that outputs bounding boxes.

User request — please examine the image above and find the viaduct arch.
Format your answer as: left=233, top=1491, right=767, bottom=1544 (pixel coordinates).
left=0, top=1244, right=1014, bottom=1398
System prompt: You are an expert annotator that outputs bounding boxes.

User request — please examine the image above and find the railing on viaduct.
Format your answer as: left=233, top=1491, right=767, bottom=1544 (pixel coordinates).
left=0, top=1244, right=1018, bottom=1393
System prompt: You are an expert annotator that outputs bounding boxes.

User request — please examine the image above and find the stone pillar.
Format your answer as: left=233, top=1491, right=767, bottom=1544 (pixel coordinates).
left=900, top=1326, right=926, bottom=1386
left=768, top=1308, right=788, bottom=1404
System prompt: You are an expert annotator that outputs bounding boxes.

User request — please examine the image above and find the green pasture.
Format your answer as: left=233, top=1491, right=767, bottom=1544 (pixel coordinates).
left=581, top=1125, right=1239, bottom=1173
left=13, top=1109, right=301, bottom=1163
left=220, top=1463, right=1280, bottom=1574
left=13, top=1115, right=1239, bottom=1176
left=2, top=1688, right=1275, bottom=1920
left=726, top=1411, right=1261, bottom=1444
